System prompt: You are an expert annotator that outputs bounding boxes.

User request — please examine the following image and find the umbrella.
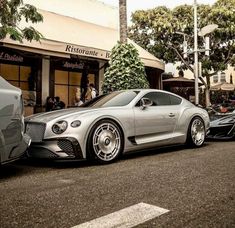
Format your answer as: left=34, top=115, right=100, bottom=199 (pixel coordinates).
left=163, top=77, right=202, bottom=87
left=210, top=82, right=235, bottom=91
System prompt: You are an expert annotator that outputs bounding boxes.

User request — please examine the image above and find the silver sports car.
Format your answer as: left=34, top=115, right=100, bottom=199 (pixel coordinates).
left=25, top=89, right=210, bottom=163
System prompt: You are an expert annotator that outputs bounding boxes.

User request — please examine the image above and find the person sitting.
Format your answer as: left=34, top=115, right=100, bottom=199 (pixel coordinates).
left=53, top=96, right=65, bottom=110
left=45, top=96, right=55, bottom=112
left=89, top=83, right=98, bottom=99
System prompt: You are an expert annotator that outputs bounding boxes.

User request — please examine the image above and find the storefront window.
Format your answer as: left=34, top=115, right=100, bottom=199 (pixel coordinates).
left=52, top=58, right=98, bottom=108
left=20, top=66, right=31, bottom=81
left=55, top=70, right=68, bottom=84
left=55, top=70, right=95, bottom=107
left=69, top=71, right=81, bottom=85
left=0, top=64, right=31, bottom=90
left=1, top=64, right=19, bottom=81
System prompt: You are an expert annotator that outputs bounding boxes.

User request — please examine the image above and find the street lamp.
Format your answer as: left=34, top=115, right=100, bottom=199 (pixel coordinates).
left=194, top=0, right=199, bottom=105
left=194, top=0, right=218, bottom=105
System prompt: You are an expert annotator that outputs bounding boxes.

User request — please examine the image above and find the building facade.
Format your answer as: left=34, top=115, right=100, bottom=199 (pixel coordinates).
left=0, top=0, right=164, bottom=115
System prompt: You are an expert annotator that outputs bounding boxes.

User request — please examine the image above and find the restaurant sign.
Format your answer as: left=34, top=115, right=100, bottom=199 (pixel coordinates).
left=63, top=61, right=85, bottom=69
left=0, top=51, right=23, bottom=62
left=65, top=44, right=111, bottom=60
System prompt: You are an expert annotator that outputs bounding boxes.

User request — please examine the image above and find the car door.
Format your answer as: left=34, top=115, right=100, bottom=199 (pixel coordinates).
left=133, top=91, right=180, bottom=145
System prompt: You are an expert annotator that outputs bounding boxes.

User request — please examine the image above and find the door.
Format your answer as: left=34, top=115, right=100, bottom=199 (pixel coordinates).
left=133, top=92, right=180, bottom=145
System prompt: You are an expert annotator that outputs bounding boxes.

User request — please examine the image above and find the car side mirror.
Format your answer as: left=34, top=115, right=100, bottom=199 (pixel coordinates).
left=140, top=98, right=153, bottom=110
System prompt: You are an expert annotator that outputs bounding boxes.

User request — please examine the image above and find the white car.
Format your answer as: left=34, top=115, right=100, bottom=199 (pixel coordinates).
left=25, top=89, right=210, bottom=164
left=0, top=76, right=31, bottom=165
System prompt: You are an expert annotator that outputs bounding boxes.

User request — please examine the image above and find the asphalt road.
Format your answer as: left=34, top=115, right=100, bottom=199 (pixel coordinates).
left=0, top=141, right=234, bottom=228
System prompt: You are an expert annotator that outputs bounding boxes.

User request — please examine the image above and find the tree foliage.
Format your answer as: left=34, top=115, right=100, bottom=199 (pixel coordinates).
left=102, top=42, right=149, bottom=94
left=0, top=0, right=43, bottom=42
left=129, top=0, right=235, bottom=85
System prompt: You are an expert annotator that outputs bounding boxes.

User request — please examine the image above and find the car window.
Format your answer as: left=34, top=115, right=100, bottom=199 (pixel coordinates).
left=136, top=92, right=181, bottom=106
left=169, top=94, right=182, bottom=105
left=82, top=91, right=139, bottom=108
left=155, top=92, right=171, bottom=105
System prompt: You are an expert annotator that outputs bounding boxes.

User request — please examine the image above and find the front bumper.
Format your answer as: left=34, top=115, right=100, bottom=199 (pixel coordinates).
left=27, top=137, right=84, bottom=159
left=2, top=134, right=31, bottom=165
left=207, top=124, right=235, bottom=140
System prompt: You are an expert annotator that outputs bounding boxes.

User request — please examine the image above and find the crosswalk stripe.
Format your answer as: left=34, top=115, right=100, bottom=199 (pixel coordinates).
left=71, top=202, right=169, bottom=228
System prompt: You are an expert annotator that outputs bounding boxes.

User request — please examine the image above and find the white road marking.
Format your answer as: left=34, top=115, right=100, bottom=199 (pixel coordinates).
left=72, top=202, right=169, bottom=228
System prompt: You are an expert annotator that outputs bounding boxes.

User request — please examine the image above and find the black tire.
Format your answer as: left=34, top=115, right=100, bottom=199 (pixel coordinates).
left=87, top=119, right=124, bottom=164
left=186, top=117, right=205, bottom=147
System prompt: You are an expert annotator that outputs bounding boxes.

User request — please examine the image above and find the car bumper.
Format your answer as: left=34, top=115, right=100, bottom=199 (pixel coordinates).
left=207, top=124, right=235, bottom=140
left=2, top=134, right=31, bottom=165
left=27, top=137, right=84, bottom=159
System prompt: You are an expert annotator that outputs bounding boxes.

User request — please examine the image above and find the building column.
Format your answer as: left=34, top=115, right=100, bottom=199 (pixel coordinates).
left=98, top=61, right=106, bottom=94
left=41, top=57, right=50, bottom=105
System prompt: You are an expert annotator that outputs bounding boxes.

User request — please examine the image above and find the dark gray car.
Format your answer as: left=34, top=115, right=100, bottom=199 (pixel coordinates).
left=0, top=76, right=31, bottom=165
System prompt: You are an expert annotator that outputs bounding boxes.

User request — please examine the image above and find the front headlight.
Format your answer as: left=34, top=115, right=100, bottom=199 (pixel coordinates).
left=52, top=121, right=68, bottom=134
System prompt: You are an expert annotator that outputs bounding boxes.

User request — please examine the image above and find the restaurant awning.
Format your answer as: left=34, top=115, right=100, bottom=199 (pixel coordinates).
left=210, top=82, right=235, bottom=91
left=2, top=9, right=164, bottom=70
left=163, top=77, right=202, bottom=87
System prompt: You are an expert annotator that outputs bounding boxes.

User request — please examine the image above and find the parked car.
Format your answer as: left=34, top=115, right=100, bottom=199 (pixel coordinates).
left=0, top=76, right=31, bottom=165
left=25, top=89, right=210, bottom=164
left=207, top=113, right=235, bottom=140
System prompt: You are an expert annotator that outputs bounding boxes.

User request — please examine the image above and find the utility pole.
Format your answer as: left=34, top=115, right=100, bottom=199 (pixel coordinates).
left=194, top=0, right=199, bottom=105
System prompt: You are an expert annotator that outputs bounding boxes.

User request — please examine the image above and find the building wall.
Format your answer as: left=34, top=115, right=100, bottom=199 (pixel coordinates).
left=1, top=0, right=164, bottom=115
left=24, top=0, right=118, bottom=29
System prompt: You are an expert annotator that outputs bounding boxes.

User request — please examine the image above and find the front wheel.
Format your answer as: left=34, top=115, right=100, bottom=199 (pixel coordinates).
left=187, top=117, right=205, bottom=147
left=87, top=119, right=123, bottom=164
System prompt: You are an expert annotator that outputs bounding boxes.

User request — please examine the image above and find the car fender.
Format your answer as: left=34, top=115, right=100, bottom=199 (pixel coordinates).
left=81, top=111, right=134, bottom=158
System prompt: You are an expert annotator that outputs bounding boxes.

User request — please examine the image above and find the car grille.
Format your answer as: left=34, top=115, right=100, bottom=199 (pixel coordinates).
left=57, top=139, right=74, bottom=155
left=28, top=147, right=58, bottom=159
left=25, top=122, right=46, bottom=142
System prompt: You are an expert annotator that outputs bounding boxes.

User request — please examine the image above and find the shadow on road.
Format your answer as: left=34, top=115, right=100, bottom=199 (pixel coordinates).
left=0, top=142, right=212, bottom=177
left=121, top=142, right=211, bottom=161
left=0, top=164, right=30, bottom=180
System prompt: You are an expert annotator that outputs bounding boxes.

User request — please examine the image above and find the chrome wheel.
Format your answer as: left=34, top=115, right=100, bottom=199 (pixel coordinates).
left=92, top=122, right=122, bottom=162
left=190, top=118, right=205, bottom=147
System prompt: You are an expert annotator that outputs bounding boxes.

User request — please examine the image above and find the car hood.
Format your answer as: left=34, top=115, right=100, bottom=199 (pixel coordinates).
left=25, top=107, right=96, bottom=123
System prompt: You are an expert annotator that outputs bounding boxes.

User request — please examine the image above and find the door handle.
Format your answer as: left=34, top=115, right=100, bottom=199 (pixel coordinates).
left=169, top=113, right=175, bottom=117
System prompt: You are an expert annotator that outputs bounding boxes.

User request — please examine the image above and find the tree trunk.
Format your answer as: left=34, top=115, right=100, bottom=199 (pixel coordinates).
left=205, top=87, right=211, bottom=107
left=119, top=0, right=127, bottom=44
left=205, top=75, right=211, bottom=107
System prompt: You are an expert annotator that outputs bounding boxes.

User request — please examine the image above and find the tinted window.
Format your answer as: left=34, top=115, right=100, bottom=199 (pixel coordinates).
left=138, top=92, right=181, bottom=106
left=82, top=91, right=138, bottom=108
left=139, top=92, right=158, bottom=106
left=170, top=95, right=182, bottom=105
left=155, top=92, right=171, bottom=105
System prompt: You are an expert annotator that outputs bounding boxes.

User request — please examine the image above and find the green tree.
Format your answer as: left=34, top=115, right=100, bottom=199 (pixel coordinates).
left=0, top=0, right=43, bottom=42
left=102, top=42, right=149, bottom=94
left=129, top=0, right=235, bottom=106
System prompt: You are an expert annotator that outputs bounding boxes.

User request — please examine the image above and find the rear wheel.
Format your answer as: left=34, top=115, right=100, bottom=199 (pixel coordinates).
left=87, top=119, right=123, bottom=164
left=187, top=117, right=205, bottom=147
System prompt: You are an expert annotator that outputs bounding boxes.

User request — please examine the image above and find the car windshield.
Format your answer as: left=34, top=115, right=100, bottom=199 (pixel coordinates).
left=81, top=91, right=139, bottom=108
